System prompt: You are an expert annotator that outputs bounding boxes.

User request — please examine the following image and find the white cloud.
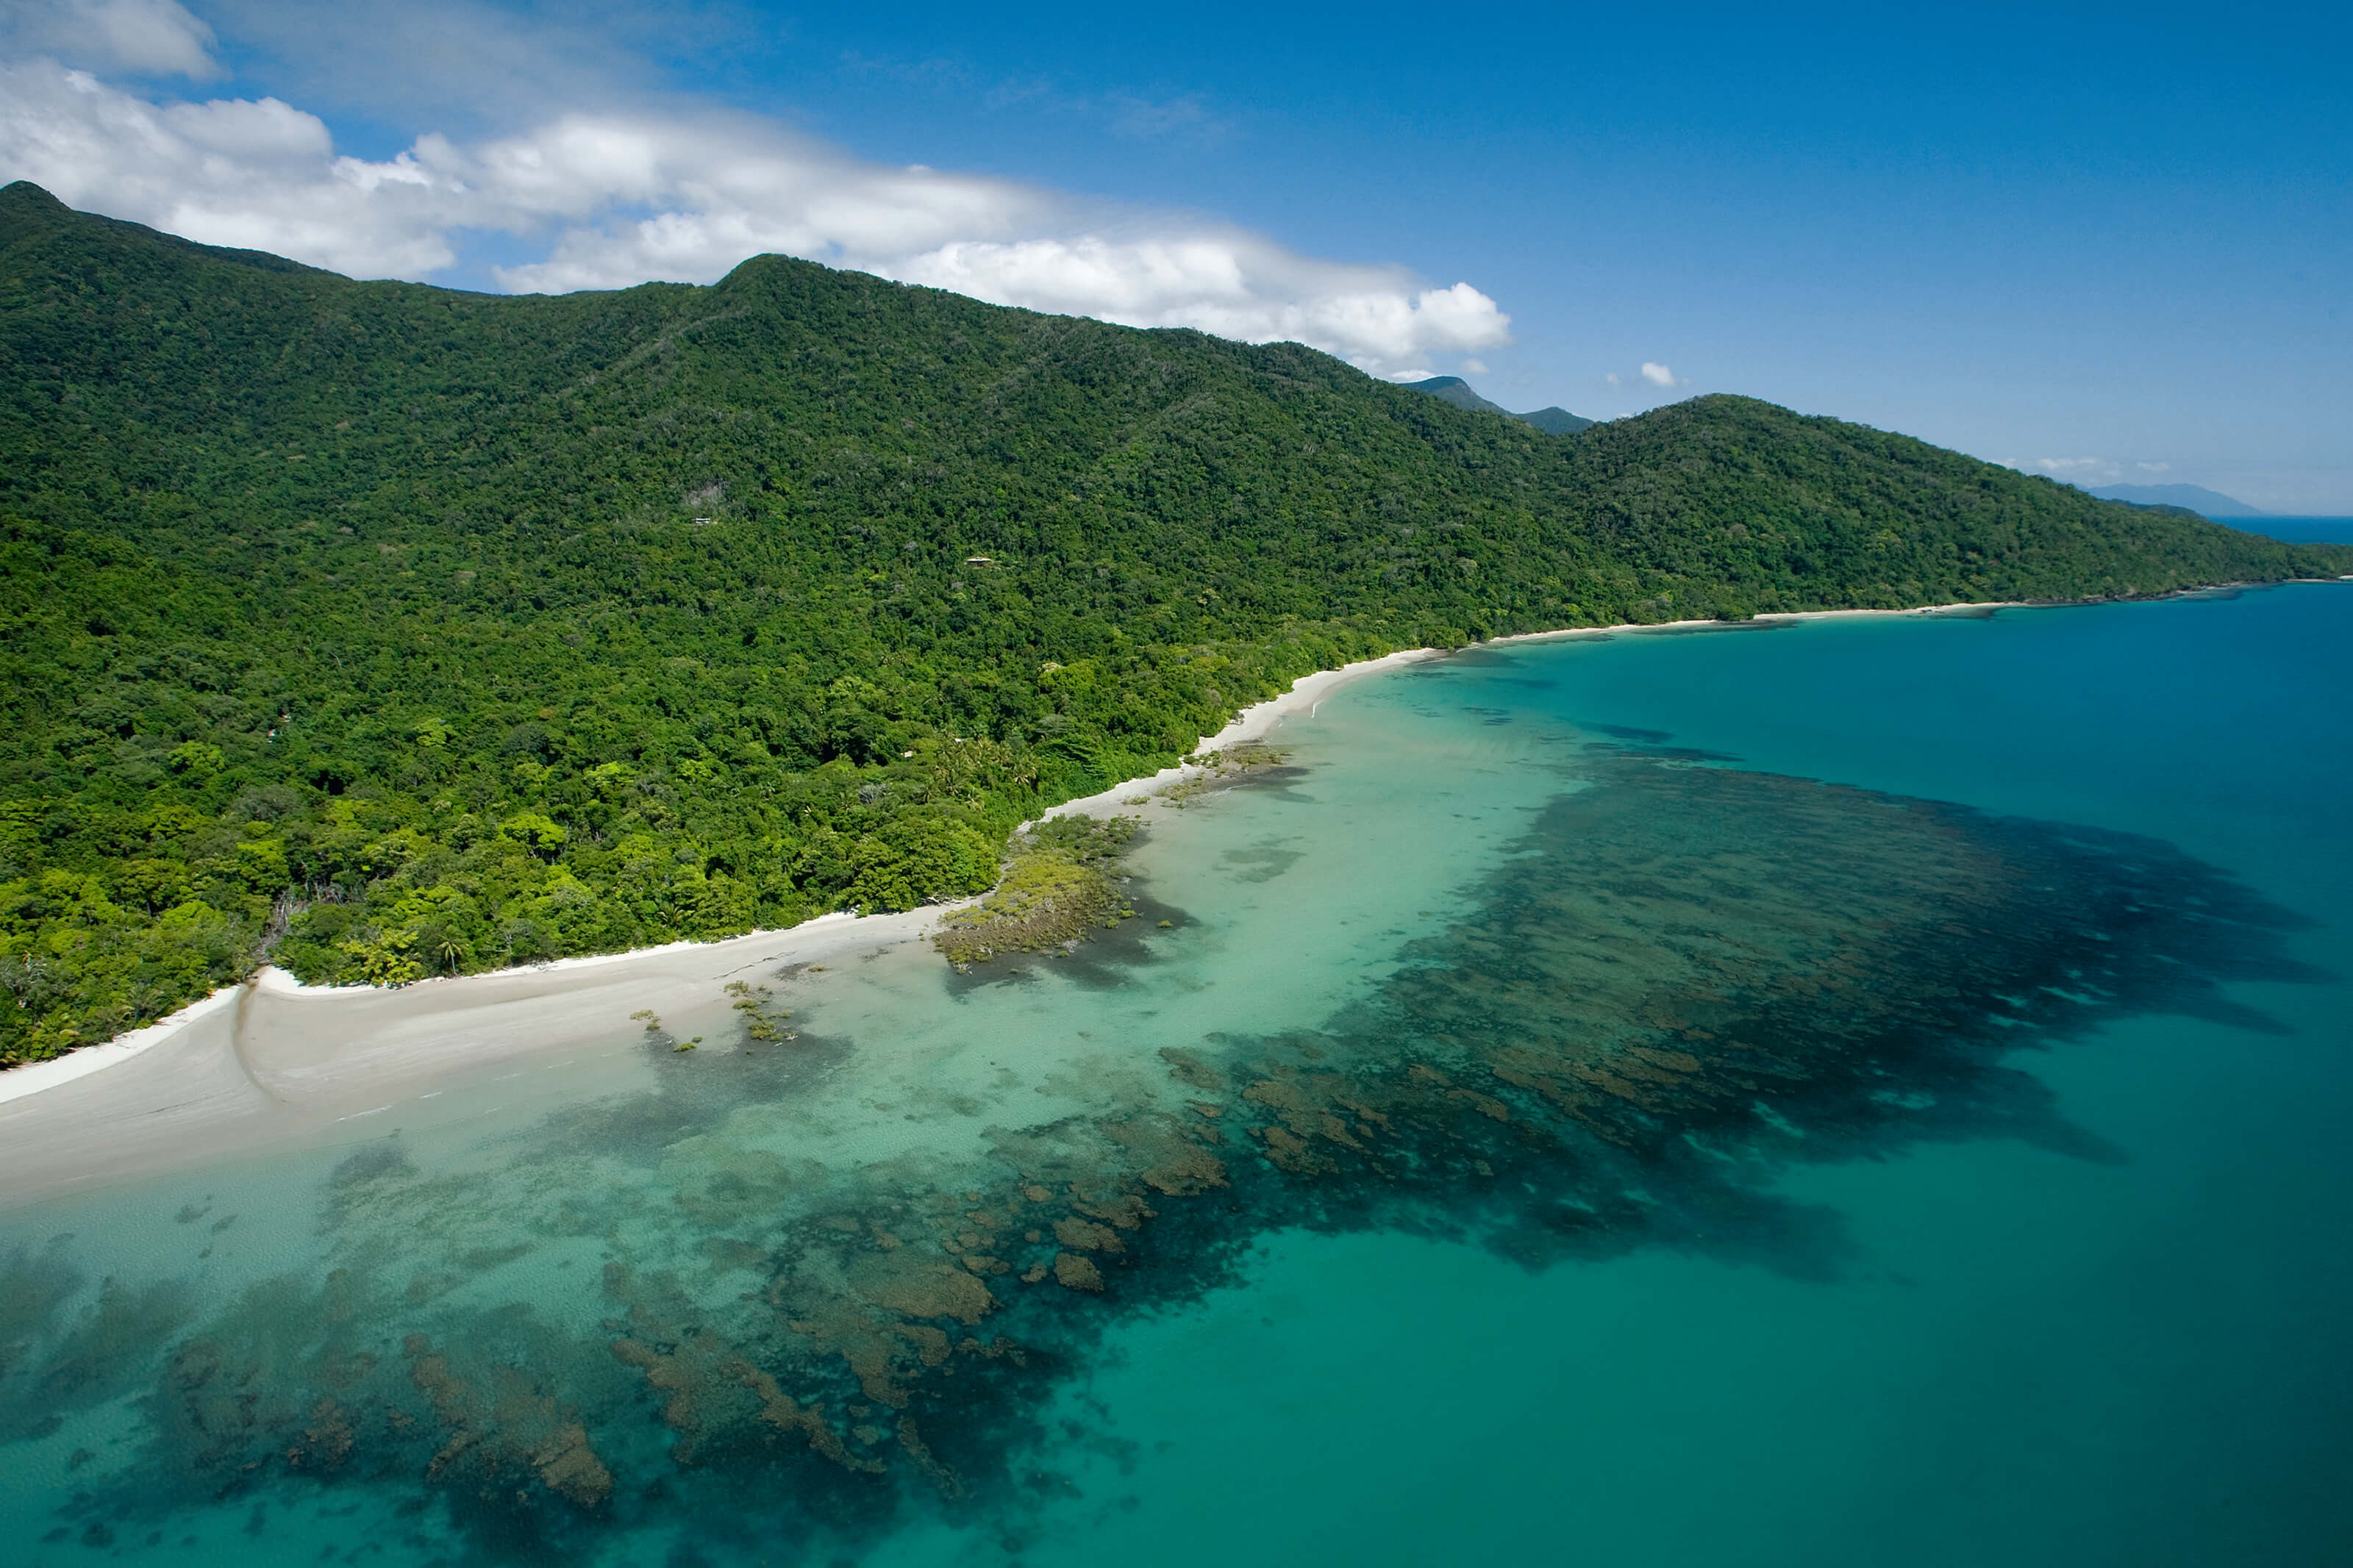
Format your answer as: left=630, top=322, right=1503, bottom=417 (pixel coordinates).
left=1, top=60, right=463, bottom=273
left=1460, top=357, right=1488, bottom=376
left=875, top=237, right=1506, bottom=370
left=2018, top=457, right=2130, bottom=484
left=1, top=0, right=218, bottom=79
left=2007, top=458, right=2196, bottom=488
left=0, top=53, right=1510, bottom=377
left=1607, top=363, right=1685, bottom=395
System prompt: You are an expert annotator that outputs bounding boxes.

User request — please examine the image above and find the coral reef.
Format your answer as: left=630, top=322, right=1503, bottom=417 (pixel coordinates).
left=3, top=742, right=2319, bottom=1562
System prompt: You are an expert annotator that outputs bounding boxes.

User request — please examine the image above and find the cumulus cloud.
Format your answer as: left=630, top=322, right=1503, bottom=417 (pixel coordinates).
left=1, top=60, right=464, bottom=273
left=0, top=0, right=218, bottom=79
left=0, top=49, right=1509, bottom=376
left=2137, top=461, right=2171, bottom=473
left=1605, top=362, right=1686, bottom=393
left=880, top=240, right=1506, bottom=370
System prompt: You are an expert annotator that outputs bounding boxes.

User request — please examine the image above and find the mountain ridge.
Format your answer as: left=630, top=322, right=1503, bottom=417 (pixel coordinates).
left=2085, top=482, right=2259, bottom=518
left=2, top=180, right=2344, bottom=1060
left=1402, top=374, right=1595, bottom=434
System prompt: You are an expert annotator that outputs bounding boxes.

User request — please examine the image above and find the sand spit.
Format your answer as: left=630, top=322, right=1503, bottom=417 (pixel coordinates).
left=0, top=908, right=946, bottom=1206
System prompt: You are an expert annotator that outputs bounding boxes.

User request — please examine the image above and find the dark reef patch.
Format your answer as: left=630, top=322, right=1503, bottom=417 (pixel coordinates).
left=522, top=1015, right=863, bottom=1169
left=1218, top=842, right=1307, bottom=884
left=1581, top=721, right=1675, bottom=743
left=1199, top=763, right=1315, bottom=802
left=0, top=1237, right=84, bottom=1391
left=943, top=881, right=1193, bottom=994
left=1, top=747, right=2322, bottom=1561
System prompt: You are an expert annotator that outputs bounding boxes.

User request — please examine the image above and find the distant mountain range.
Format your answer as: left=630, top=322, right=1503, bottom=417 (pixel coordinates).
left=1404, top=376, right=1593, bottom=434
left=2085, top=483, right=2258, bottom=518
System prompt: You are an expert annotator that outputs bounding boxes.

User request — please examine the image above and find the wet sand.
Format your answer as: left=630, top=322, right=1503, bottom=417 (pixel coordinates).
left=0, top=602, right=2035, bottom=1206
left=0, top=909, right=943, bottom=1208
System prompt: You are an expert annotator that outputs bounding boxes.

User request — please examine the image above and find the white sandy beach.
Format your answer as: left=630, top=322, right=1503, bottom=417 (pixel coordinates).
left=0, top=640, right=1457, bottom=1205
left=0, top=906, right=963, bottom=1206
left=0, top=598, right=2046, bottom=1204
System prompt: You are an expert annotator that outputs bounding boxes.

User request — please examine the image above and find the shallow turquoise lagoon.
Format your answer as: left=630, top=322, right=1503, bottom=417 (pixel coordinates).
left=4, top=586, right=2349, bottom=1566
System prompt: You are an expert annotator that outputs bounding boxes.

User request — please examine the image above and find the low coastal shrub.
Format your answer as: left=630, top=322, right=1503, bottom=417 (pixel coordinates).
left=725, top=979, right=796, bottom=1043
left=1157, top=743, right=1295, bottom=808
left=933, top=816, right=1138, bottom=967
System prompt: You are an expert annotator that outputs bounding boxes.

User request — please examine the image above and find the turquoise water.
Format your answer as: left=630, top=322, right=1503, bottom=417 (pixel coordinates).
left=4, top=587, right=2349, bottom=1565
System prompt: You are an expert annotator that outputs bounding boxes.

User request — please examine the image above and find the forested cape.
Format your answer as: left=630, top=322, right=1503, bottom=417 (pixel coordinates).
left=3, top=181, right=2345, bottom=1062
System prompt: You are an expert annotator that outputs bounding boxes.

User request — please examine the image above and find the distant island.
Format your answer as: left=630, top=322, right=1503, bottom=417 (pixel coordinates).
left=1, top=178, right=2346, bottom=1063
left=1403, top=376, right=1595, bottom=434
left=2085, top=482, right=2259, bottom=517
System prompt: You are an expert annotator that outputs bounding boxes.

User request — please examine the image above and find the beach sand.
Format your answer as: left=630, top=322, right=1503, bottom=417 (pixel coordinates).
left=0, top=601, right=2035, bottom=1203
left=0, top=908, right=946, bottom=1207
left=0, top=643, right=1450, bottom=1203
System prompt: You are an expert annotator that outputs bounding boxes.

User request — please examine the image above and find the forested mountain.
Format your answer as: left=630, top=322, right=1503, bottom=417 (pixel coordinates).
left=1400, top=374, right=1593, bottom=433
left=1517, top=406, right=1595, bottom=434
left=3, top=179, right=2345, bottom=1061
left=1402, top=375, right=1522, bottom=418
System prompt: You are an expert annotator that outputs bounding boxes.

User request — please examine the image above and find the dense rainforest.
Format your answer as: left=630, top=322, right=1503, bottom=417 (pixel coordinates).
left=4, top=179, right=2346, bottom=1062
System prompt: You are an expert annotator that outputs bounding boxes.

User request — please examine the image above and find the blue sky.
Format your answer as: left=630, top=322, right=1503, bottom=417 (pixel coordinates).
left=4, top=0, right=2346, bottom=509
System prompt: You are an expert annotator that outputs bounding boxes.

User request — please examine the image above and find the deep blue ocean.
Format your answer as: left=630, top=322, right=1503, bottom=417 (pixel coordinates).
left=2242, top=514, right=2353, bottom=545
left=4, top=581, right=2349, bottom=1567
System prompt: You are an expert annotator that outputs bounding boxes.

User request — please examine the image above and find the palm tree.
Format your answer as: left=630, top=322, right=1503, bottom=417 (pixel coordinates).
left=415, top=921, right=465, bottom=975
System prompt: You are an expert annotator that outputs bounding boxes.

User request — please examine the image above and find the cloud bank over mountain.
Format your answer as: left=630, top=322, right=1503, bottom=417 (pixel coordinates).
left=0, top=6, right=1510, bottom=377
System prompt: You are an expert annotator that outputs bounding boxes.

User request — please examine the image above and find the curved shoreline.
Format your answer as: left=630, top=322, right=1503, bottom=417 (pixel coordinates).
left=0, top=642, right=1454, bottom=1113
left=4, top=586, right=2326, bottom=1123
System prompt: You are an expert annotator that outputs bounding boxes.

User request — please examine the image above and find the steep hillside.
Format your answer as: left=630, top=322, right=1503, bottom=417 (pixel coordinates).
left=2, top=179, right=2343, bottom=1059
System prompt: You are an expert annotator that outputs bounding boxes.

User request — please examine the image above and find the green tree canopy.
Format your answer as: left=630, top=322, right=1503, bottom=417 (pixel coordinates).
left=2, top=179, right=2344, bottom=1061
